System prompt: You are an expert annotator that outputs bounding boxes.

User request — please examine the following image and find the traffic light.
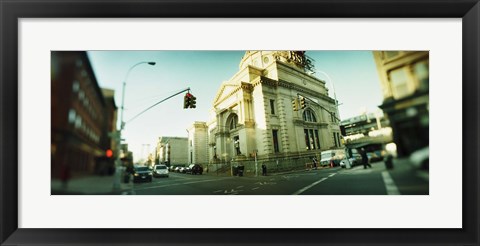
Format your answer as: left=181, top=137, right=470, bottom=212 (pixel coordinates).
left=190, top=95, right=196, bottom=108
left=183, top=92, right=197, bottom=109
left=292, top=98, right=299, bottom=111
left=106, top=149, right=113, bottom=158
left=184, top=93, right=191, bottom=109
left=300, top=97, right=306, bottom=109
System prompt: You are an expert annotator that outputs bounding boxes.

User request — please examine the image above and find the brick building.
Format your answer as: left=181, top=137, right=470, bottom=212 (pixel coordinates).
left=51, top=51, right=117, bottom=178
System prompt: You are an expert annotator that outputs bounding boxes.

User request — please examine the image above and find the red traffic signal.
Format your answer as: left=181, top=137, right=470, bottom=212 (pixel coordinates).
left=183, top=94, right=191, bottom=109
left=184, top=92, right=196, bottom=109
left=106, top=149, right=113, bottom=158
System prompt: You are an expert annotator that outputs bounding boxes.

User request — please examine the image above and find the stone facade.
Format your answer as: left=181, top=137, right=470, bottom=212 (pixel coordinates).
left=155, top=137, right=189, bottom=166
left=187, top=122, right=209, bottom=165
left=192, top=51, right=342, bottom=165
left=372, top=51, right=429, bottom=157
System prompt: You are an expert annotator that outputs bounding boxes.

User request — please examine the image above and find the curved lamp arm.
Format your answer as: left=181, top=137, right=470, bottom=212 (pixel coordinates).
left=120, top=61, right=156, bottom=130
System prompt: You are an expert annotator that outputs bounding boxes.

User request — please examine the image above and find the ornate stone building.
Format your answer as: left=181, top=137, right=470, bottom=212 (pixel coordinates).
left=191, top=51, right=342, bottom=167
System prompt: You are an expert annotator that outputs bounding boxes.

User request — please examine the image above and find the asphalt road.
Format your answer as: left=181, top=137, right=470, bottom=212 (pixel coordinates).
left=130, top=160, right=428, bottom=195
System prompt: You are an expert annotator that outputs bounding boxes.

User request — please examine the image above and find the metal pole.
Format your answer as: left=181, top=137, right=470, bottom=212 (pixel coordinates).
left=318, top=70, right=340, bottom=119
left=113, top=61, right=155, bottom=192
left=255, top=150, right=258, bottom=177
left=126, top=87, right=190, bottom=124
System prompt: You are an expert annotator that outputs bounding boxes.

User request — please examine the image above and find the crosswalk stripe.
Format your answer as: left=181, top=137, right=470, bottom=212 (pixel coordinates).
left=382, top=171, right=400, bottom=195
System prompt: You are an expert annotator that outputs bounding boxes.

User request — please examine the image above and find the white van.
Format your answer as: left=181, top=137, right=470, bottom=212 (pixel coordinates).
left=320, top=149, right=345, bottom=167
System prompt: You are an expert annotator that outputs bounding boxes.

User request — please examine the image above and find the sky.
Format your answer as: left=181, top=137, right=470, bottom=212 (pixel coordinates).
left=87, top=51, right=383, bottom=161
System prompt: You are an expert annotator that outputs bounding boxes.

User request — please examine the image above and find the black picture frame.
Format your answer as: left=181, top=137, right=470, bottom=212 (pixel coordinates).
left=1, top=0, right=479, bottom=245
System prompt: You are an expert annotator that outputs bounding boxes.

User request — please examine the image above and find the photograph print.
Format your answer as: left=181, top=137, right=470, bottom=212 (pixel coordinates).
left=51, top=50, right=429, bottom=195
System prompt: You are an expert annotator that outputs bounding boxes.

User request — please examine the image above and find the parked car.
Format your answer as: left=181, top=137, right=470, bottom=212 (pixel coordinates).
left=368, top=151, right=385, bottom=163
left=132, top=166, right=153, bottom=183
left=320, top=149, right=345, bottom=167
left=340, top=158, right=356, bottom=168
left=187, top=164, right=203, bottom=175
left=153, top=164, right=169, bottom=178
left=349, top=149, right=362, bottom=165
left=410, top=146, right=429, bottom=170
left=179, top=166, right=189, bottom=173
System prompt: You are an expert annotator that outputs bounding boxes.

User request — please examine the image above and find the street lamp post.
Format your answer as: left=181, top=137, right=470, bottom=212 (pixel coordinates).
left=317, top=70, right=338, bottom=110
left=113, top=61, right=155, bottom=191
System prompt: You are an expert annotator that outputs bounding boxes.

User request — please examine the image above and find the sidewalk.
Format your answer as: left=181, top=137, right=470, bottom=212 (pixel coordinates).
left=51, top=174, right=134, bottom=195
left=203, top=165, right=332, bottom=178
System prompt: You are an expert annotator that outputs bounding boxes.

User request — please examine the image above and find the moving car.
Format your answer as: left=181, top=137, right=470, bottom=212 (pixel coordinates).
left=132, top=166, right=153, bottom=183
left=187, top=164, right=203, bottom=175
left=153, top=164, right=169, bottom=178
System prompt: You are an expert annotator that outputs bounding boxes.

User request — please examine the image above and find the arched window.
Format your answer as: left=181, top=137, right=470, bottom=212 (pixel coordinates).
left=229, top=114, right=238, bottom=130
left=302, top=109, right=317, bottom=122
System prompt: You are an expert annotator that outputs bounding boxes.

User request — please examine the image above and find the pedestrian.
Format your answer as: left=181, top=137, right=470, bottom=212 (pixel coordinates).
left=312, top=157, right=318, bottom=170
left=361, top=148, right=371, bottom=169
left=262, top=164, right=267, bottom=176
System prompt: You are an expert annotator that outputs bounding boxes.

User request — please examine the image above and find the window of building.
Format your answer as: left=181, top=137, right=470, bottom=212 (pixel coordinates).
left=72, top=81, right=80, bottom=92
left=304, top=128, right=320, bottom=150
left=270, top=99, right=275, bottom=115
left=315, top=130, right=321, bottom=149
left=229, top=114, right=238, bottom=130
left=68, top=109, right=76, bottom=124
left=413, top=61, right=429, bottom=91
left=337, top=132, right=341, bottom=147
left=272, top=130, right=279, bottom=153
left=79, top=90, right=85, bottom=100
left=302, top=109, right=317, bottom=122
left=332, top=132, right=342, bottom=148
left=389, top=67, right=411, bottom=99
left=304, top=129, right=311, bottom=150
left=309, top=129, right=316, bottom=149
left=74, top=116, right=82, bottom=129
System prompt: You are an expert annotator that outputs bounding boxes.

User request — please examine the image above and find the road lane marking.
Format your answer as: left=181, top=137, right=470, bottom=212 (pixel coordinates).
left=292, top=177, right=328, bottom=195
left=135, top=178, right=230, bottom=191
left=183, top=179, right=222, bottom=185
left=236, top=186, right=244, bottom=189
left=169, top=175, right=191, bottom=179
left=213, top=190, right=223, bottom=193
left=328, top=173, right=336, bottom=178
left=381, top=171, right=401, bottom=195
left=224, top=188, right=243, bottom=195
left=252, top=187, right=259, bottom=190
